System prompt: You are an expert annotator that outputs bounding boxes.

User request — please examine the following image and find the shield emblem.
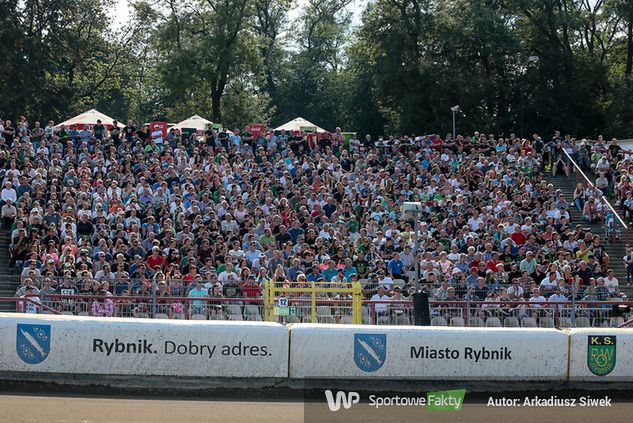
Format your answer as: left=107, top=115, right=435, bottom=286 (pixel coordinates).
left=587, top=335, right=616, bottom=376
left=16, top=324, right=51, bottom=365
left=354, top=333, right=386, bottom=372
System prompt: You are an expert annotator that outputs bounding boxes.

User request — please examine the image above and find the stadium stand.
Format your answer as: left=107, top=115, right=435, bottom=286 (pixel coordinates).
left=0, top=118, right=631, bottom=326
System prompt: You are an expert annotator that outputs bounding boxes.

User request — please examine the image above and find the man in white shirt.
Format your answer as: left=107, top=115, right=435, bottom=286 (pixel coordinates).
left=604, top=269, right=619, bottom=294
left=377, top=270, right=393, bottom=290
left=151, top=124, right=164, bottom=145
left=1, top=181, right=17, bottom=204
left=370, top=285, right=391, bottom=315
left=528, top=288, right=546, bottom=317
left=44, top=121, right=56, bottom=138
left=507, top=279, right=524, bottom=300
left=218, top=262, right=238, bottom=282
left=467, top=211, right=483, bottom=231
left=548, top=286, right=567, bottom=314
left=20, top=286, right=41, bottom=314
left=539, top=272, right=558, bottom=294
left=1, top=198, right=17, bottom=228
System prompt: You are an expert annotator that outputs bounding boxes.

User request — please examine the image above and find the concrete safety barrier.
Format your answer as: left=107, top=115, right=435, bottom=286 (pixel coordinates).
left=289, top=324, right=569, bottom=380
left=0, top=313, right=288, bottom=378
left=569, top=328, right=633, bottom=381
left=5, top=314, right=633, bottom=385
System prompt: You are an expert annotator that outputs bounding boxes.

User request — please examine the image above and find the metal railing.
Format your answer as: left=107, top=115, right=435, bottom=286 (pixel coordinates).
left=365, top=299, right=631, bottom=328
left=3, top=294, right=631, bottom=328
left=4, top=277, right=633, bottom=297
left=563, top=149, right=629, bottom=244
left=263, top=280, right=362, bottom=324
left=2, top=294, right=266, bottom=320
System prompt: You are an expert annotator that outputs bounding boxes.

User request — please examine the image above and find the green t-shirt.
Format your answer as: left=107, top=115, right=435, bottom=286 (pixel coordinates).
left=347, top=219, right=360, bottom=233
left=259, top=235, right=276, bottom=248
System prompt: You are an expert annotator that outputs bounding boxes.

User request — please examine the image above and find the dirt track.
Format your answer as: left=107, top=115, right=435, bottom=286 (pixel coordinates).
left=0, top=394, right=632, bottom=423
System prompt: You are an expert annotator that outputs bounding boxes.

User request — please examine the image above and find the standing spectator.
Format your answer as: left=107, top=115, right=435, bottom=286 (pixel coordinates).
left=188, top=280, right=209, bottom=316
left=370, top=285, right=390, bottom=318
left=20, top=286, right=41, bottom=314
left=92, top=291, right=115, bottom=317
left=387, top=252, right=407, bottom=282
left=1, top=181, right=17, bottom=206
left=604, top=269, right=619, bottom=294
left=1, top=198, right=16, bottom=228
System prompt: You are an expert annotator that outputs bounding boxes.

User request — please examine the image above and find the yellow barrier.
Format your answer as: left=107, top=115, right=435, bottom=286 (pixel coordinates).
left=264, top=281, right=363, bottom=324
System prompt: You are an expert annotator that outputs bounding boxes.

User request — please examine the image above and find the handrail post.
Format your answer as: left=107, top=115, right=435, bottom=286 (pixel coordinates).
left=311, top=283, right=316, bottom=323
left=352, top=282, right=362, bottom=324
left=263, top=281, right=269, bottom=321
left=571, top=283, right=576, bottom=327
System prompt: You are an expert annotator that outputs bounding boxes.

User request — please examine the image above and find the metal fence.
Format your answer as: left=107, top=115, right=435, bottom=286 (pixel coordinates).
left=3, top=294, right=267, bottom=321
left=364, top=299, right=631, bottom=328
left=263, top=280, right=362, bottom=324
left=4, top=275, right=633, bottom=295
left=3, top=294, right=631, bottom=328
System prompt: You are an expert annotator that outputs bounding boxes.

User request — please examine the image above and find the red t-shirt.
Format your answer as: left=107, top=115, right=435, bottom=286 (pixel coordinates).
left=241, top=283, right=261, bottom=298
left=146, top=254, right=164, bottom=269
left=511, top=232, right=526, bottom=245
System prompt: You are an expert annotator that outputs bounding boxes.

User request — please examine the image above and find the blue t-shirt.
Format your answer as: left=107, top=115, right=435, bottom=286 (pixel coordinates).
left=322, top=268, right=339, bottom=282
left=188, top=288, right=208, bottom=307
left=388, top=259, right=404, bottom=276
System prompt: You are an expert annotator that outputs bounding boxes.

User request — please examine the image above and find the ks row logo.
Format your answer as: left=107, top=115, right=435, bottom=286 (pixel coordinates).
left=16, top=324, right=51, bottom=364
left=587, top=335, right=616, bottom=376
left=354, top=333, right=386, bottom=372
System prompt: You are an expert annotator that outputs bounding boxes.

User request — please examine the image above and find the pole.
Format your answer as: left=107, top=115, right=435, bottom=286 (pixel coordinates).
left=414, top=216, right=420, bottom=292
left=571, top=279, right=576, bottom=327
left=520, top=79, right=524, bottom=139
left=452, top=111, right=456, bottom=141
left=151, top=279, right=157, bottom=317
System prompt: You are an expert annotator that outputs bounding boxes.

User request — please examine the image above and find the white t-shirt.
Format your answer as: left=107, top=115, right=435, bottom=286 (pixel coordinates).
left=218, top=271, right=238, bottom=282
left=468, top=217, right=483, bottom=231
left=1, top=187, right=17, bottom=202
left=378, top=276, right=393, bottom=289
left=604, top=276, right=619, bottom=293
left=529, top=295, right=546, bottom=308
left=44, top=125, right=55, bottom=136
left=540, top=277, right=558, bottom=290
left=370, top=294, right=391, bottom=313
left=548, top=293, right=567, bottom=310
left=21, top=295, right=40, bottom=313
left=151, top=130, right=163, bottom=144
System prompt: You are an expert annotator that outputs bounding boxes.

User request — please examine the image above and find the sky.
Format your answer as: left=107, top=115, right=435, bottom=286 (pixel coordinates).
left=112, top=0, right=368, bottom=29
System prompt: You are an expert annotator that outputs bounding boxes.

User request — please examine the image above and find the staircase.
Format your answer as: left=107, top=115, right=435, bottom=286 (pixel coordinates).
left=0, top=228, right=19, bottom=311
left=543, top=173, right=629, bottom=286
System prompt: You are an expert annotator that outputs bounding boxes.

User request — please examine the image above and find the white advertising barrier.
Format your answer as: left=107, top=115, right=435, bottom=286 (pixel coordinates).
left=289, top=324, right=568, bottom=380
left=569, top=328, right=633, bottom=381
left=0, top=313, right=288, bottom=377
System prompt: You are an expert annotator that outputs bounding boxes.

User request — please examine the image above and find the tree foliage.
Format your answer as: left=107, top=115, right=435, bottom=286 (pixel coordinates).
left=2, top=0, right=633, bottom=137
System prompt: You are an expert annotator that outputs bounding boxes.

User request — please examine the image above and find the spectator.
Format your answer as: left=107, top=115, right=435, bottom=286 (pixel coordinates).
left=370, top=285, right=390, bottom=317
left=188, top=280, right=209, bottom=316
left=20, top=285, right=41, bottom=314
left=1, top=198, right=16, bottom=229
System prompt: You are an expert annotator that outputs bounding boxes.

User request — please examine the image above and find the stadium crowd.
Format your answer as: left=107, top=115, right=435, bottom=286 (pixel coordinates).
left=1, top=116, right=630, bottom=323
